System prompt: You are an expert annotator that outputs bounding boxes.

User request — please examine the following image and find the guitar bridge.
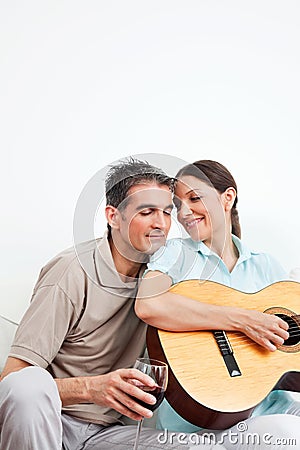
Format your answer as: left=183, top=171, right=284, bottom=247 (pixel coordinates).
left=213, top=331, right=242, bottom=377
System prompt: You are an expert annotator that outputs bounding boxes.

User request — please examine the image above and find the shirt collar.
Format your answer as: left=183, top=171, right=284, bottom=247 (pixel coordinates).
left=184, top=234, right=255, bottom=264
left=231, top=235, right=253, bottom=264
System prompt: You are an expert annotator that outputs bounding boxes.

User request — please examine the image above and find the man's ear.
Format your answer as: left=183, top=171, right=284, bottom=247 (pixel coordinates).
left=105, top=205, right=121, bottom=230
left=222, top=187, right=236, bottom=211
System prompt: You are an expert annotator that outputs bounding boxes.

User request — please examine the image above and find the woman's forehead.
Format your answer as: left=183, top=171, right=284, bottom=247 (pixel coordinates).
left=175, top=176, right=211, bottom=195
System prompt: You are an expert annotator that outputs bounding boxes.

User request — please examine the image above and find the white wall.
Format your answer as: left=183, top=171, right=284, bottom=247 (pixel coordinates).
left=1, top=1, right=299, bottom=322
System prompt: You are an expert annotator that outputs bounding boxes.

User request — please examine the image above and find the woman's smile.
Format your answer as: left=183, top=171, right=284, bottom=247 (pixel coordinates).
left=184, top=217, right=205, bottom=229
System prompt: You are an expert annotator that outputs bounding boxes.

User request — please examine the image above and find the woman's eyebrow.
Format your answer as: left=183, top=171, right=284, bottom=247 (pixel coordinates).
left=184, top=189, right=205, bottom=195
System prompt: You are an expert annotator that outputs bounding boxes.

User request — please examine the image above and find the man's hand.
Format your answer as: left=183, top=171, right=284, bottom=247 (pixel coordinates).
left=56, top=368, right=157, bottom=421
left=86, top=368, right=157, bottom=421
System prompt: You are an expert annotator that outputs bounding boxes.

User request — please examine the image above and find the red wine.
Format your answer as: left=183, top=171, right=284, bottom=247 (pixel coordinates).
left=131, top=385, right=165, bottom=411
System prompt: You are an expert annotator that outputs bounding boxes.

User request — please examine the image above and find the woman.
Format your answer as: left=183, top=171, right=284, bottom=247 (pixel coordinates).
left=136, top=160, right=300, bottom=442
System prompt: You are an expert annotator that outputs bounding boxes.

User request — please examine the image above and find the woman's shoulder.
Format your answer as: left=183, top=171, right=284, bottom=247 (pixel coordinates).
left=233, top=235, right=281, bottom=262
left=247, top=250, right=287, bottom=281
left=148, top=238, right=192, bottom=269
left=149, top=238, right=185, bottom=262
left=233, top=235, right=287, bottom=281
left=164, top=237, right=196, bottom=250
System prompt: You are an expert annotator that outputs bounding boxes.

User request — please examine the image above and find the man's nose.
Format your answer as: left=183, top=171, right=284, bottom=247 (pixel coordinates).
left=152, top=211, right=169, bottom=229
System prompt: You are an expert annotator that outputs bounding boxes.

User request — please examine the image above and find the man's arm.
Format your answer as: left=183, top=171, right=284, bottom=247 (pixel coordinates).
left=0, top=357, right=156, bottom=421
left=0, top=356, right=31, bottom=380
left=135, top=271, right=289, bottom=352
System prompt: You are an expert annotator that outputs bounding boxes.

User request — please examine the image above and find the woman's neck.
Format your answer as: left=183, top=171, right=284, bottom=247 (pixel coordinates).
left=204, top=230, right=239, bottom=273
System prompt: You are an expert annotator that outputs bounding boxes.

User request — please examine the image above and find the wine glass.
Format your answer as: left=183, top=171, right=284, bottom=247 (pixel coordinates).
left=132, top=357, right=168, bottom=450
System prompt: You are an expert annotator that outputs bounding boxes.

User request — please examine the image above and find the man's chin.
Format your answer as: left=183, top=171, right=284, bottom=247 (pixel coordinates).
left=144, top=238, right=166, bottom=255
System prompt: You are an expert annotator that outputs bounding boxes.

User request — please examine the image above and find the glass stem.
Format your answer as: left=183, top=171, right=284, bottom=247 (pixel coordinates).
left=133, top=418, right=144, bottom=450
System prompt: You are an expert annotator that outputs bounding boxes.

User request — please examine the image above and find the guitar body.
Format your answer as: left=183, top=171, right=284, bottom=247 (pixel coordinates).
left=146, top=280, right=300, bottom=429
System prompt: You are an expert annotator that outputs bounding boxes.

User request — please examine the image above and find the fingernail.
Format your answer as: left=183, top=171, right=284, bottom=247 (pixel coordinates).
left=149, top=394, right=156, bottom=404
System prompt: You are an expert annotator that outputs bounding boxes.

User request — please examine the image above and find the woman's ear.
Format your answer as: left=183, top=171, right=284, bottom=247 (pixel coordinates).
left=105, top=205, right=120, bottom=230
left=222, top=187, right=236, bottom=211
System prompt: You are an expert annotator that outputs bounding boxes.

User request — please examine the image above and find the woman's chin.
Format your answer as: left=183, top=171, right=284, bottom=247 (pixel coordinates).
left=186, top=229, right=204, bottom=242
left=190, top=236, right=202, bottom=242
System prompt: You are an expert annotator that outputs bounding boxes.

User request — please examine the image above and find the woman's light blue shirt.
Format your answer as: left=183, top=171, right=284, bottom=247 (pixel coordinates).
left=146, top=235, right=292, bottom=432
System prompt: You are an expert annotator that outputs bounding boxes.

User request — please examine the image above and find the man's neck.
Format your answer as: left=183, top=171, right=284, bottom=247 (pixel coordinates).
left=108, top=236, right=146, bottom=281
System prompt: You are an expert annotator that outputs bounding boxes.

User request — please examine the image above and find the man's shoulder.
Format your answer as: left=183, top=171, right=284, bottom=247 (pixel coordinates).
left=61, top=238, right=103, bottom=260
left=37, top=238, right=104, bottom=287
left=49, top=238, right=101, bottom=267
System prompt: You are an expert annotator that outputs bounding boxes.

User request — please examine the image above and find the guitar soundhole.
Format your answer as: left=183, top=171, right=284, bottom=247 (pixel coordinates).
left=276, top=314, right=300, bottom=346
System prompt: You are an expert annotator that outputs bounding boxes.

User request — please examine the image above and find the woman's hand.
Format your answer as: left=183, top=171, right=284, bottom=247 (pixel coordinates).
left=234, top=309, right=289, bottom=351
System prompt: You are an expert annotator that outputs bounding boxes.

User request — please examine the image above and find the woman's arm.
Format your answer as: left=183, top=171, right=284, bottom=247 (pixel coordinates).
left=135, top=271, right=289, bottom=351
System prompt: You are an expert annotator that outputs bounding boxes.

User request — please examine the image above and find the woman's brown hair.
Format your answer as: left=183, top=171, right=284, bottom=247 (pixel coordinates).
left=176, top=160, right=241, bottom=238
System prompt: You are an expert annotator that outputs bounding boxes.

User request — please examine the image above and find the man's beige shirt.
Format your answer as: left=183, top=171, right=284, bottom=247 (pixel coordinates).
left=10, top=234, right=147, bottom=425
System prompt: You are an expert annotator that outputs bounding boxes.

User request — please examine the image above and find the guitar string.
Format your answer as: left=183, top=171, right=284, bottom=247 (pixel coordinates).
left=282, top=327, right=300, bottom=333
left=234, top=335, right=300, bottom=342
left=227, top=327, right=300, bottom=339
left=217, top=331, right=300, bottom=348
left=216, top=336, right=299, bottom=350
left=217, top=318, right=300, bottom=342
left=194, top=325, right=300, bottom=348
left=224, top=323, right=300, bottom=336
left=212, top=339, right=298, bottom=350
left=211, top=323, right=300, bottom=340
left=230, top=342, right=287, bottom=351
left=229, top=332, right=300, bottom=344
left=217, top=327, right=300, bottom=343
left=183, top=312, right=300, bottom=347
left=211, top=334, right=299, bottom=348
left=212, top=327, right=300, bottom=347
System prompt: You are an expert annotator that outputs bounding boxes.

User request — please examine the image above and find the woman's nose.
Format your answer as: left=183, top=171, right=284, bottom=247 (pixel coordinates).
left=179, top=203, right=193, bottom=218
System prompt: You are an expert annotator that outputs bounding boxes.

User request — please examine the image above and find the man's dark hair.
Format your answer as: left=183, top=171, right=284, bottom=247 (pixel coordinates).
left=105, top=157, right=174, bottom=233
left=105, top=157, right=173, bottom=208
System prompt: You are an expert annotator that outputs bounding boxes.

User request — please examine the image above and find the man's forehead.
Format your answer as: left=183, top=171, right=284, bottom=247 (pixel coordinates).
left=125, top=183, right=172, bottom=206
left=128, top=182, right=171, bottom=195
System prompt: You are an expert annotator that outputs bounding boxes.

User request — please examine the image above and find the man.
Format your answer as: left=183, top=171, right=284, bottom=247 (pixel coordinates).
left=0, top=158, right=223, bottom=450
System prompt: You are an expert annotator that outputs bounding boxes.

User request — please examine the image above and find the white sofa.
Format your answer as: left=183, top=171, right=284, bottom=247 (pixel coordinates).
left=0, top=315, right=18, bottom=373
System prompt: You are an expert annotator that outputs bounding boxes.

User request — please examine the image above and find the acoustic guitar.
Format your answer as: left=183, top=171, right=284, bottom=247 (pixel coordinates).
left=146, top=279, right=300, bottom=429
